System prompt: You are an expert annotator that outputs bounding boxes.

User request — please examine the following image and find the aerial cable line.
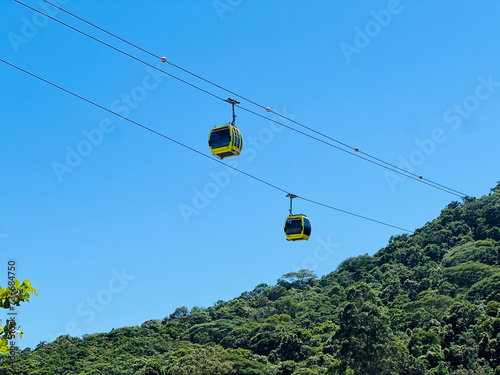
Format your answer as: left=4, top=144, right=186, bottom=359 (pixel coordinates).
left=0, top=57, right=414, bottom=234
left=15, top=0, right=466, bottom=198
left=233, top=105, right=466, bottom=197
left=15, top=0, right=465, bottom=198
left=38, top=0, right=469, bottom=198
left=12, top=0, right=225, bottom=103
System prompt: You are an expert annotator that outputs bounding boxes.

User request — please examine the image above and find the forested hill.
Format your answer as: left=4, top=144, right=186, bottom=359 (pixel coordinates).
left=3, top=185, right=500, bottom=375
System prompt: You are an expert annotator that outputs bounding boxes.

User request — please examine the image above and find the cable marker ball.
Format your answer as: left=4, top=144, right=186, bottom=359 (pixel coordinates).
left=161, top=57, right=167, bottom=63
left=354, top=148, right=359, bottom=152
left=266, top=107, right=271, bottom=112
left=419, top=175, right=423, bottom=179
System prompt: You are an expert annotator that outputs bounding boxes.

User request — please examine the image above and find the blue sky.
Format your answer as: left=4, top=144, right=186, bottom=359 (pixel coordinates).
left=1, top=0, right=500, bottom=349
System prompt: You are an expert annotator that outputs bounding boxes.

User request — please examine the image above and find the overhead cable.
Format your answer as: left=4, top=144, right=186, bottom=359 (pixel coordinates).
left=0, top=58, right=415, bottom=233
left=35, top=0, right=468, bottom=198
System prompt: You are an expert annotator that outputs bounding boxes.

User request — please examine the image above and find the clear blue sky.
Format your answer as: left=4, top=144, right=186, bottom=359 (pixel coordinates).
left=1, top=0, right=500, bottom=349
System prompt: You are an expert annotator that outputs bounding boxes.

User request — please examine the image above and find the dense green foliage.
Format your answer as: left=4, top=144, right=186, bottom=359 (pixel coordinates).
left=3, top=184, right=500, bottom=374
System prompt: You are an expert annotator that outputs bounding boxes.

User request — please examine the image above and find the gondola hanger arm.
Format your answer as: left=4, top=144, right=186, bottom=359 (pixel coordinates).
left=225, top=97, right=240, bottom=125
left=286, top=193, right=298, bottom=215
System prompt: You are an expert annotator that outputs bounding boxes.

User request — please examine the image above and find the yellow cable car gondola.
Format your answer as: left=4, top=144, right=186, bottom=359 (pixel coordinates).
left=284, top=194, right=312, bottom=241
left=208, top=123, right=243, bottom=159
left=284, top=214, right=312, bottom=241
left=208, top=98, right=243, bottom=159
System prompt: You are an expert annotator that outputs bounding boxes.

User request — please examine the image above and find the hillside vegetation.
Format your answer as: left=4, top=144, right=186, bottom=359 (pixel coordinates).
left=2, top=184, right=500, bottom=374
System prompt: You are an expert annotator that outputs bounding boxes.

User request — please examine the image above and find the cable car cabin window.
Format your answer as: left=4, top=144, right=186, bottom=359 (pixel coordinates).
left=234, top=132, right=241, bottom=148
left=285, top=218, right=303, bottom=235
left=209, top=128, right=231, bottom=149
left=303, top=217, right=312, bottom=236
